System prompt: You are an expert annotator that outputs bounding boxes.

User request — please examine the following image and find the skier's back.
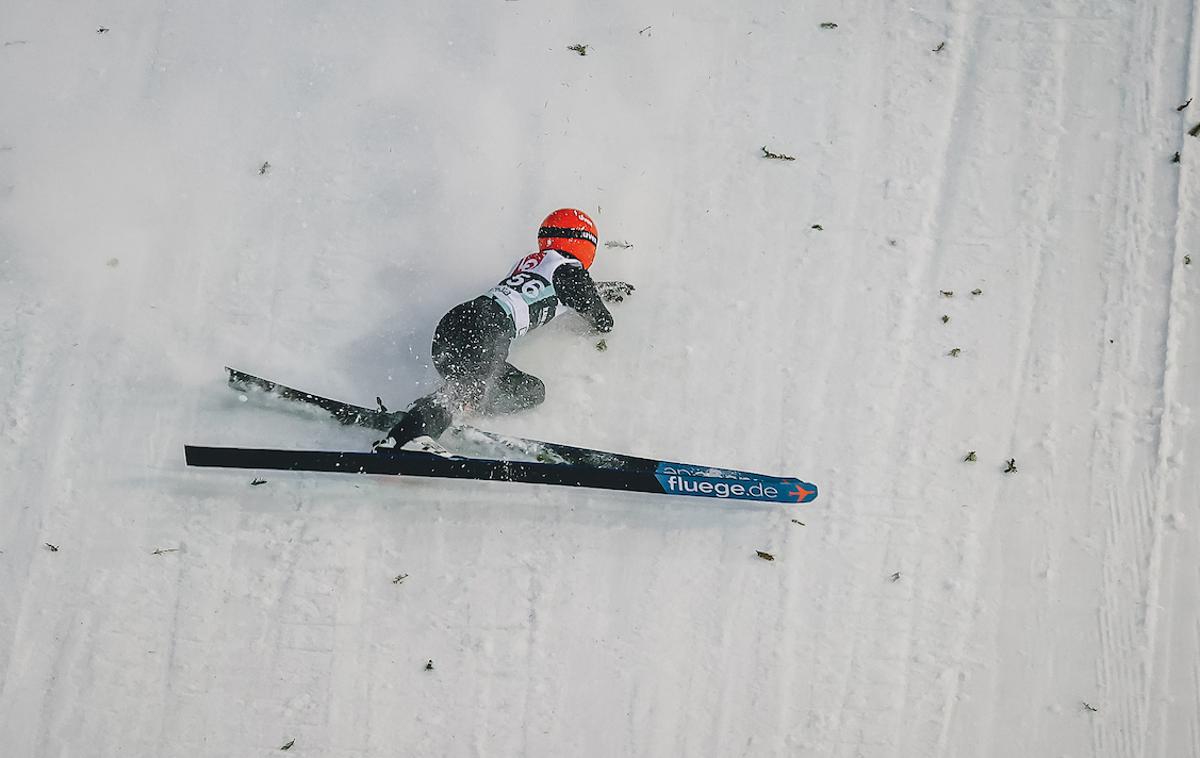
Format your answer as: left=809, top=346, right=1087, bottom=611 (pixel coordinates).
left=376, top=208, right=614, bottom=450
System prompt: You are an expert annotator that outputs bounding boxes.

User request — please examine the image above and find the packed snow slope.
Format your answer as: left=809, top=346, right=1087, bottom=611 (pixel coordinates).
left=3, top=0, right=1200, bottom=756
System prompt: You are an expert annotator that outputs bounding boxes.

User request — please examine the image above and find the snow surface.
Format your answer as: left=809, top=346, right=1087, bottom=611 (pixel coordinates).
left=3, top=0, right=1200, bottom=756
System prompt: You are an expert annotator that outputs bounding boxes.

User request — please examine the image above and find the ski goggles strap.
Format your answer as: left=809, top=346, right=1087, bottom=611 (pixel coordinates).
left=537, top=226, right=597, bottom=246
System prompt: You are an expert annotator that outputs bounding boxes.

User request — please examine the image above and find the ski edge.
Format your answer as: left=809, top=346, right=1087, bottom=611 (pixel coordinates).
left=184, top=445, right=818, bottom=504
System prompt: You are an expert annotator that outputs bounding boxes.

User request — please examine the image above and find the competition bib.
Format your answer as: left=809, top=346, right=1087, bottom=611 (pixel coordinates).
left=486, top=250, right=579, bottom=336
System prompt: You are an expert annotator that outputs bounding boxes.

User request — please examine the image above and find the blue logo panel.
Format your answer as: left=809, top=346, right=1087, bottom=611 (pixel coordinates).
left=654, top=463, right=818, bottom=503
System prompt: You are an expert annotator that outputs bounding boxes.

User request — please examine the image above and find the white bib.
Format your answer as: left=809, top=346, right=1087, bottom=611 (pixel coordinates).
left=486, top=250, right=580, bottom=336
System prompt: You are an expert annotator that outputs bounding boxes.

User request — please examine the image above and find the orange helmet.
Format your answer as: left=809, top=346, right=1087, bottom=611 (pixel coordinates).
left=538, top=208, right=598, bottom=268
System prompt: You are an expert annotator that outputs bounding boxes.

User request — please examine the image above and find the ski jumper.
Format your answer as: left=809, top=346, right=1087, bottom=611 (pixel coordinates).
left=385, top=248, right=613, bottom=444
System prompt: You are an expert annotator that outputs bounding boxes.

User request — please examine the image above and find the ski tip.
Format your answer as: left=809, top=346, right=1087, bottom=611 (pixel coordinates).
left=787, top=480, right=818, bottom=503
left=653, top=463, right=818, bottom=504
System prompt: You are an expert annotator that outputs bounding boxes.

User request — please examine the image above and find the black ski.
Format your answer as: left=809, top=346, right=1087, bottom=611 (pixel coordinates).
left=226, top=367, right=643, bottom=469
left=184, top=444, right=818, bottom=504
left=227, top=367, right=401, bottom=430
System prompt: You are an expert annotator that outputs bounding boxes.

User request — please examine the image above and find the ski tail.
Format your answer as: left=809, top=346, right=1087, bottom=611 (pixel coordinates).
left=226, top=367, right=401, bottom=430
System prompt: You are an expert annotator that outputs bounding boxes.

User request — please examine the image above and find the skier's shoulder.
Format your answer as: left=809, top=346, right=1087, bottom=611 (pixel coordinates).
left=552, top=257, right=597, bottom=300
left=503, top=248, right=579, bottom=275
left=549, top=253, right=589, bottom=281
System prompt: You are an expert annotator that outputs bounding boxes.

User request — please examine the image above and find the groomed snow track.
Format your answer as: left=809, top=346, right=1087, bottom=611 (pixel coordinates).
left=3, top=1, right=1200, bottom=756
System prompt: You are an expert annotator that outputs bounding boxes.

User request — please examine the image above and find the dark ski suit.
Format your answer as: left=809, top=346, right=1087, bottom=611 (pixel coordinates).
left=385, top=248, right=613, bottom=445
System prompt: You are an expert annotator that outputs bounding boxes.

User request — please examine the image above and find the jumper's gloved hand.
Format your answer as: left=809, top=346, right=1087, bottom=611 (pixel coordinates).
left=592, top=310, right=614, bottom=333
left=557, top=268, right=618, bottom=334
left=596, top=281, right=635, bottom=303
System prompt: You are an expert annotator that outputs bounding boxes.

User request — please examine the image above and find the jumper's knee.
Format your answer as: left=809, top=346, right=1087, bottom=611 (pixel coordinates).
left=487, top=369, right=545, bottom=415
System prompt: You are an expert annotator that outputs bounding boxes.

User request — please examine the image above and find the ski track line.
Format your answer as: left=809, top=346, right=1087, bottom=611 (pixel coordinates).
left=755, top=0, right=995, bottom=752
left=770, top=0, right=977, bottom=751
left=1140, top=0, right=1200, bottom=754
left=0, top=299, right=52, bottom=692
left=0, top=292, right=111, bottom=754
left=1090, top=0, right=1196, bottom=754
left=1167, top=4, right=1200, bottom=755
left=1101, top=0, right=1186, bottom=754
left=866, top=2, right=991, bottom=755
left=887, top=5, right=989, bottom=755
left=711, top=529, right=755, bottom=758
left=157, top=511, right=237, bottom=757
left=151, top=536, right=195, bottom=755
left=517, top=529, right=544, bottom=758
left=2, top=341, right=120, bottom=753
left=907, top=2, right=1159, bottom=754
left=1090, top=75, right=1144, bottom=758
left=827, top=3, right=970, bottom=746
left=898, top=3, right=1108, bottom=754
left=790, top=5, right=913, bottom=753
left=983, top=7, right=1071, bottom=753
left=747, top=0, right=908, bottom=752
left=600, top=12, right=827, bottom=751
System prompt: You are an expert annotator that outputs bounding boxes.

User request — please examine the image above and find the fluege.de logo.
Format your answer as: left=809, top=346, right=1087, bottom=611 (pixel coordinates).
left=655, top=465, right=816, bottom=503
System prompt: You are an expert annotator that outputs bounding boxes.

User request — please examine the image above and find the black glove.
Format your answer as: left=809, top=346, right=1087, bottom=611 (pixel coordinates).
left=596, top=281, right=635, bottom=303
left=592, top=310, right=614, bottom=333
